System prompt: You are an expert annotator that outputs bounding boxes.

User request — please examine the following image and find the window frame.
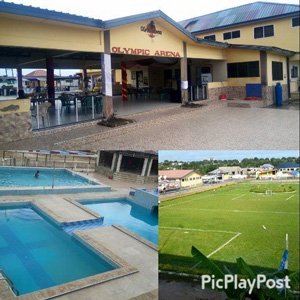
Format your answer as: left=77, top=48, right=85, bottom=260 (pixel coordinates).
left=227, top=61, right=260, bottom=78
left=291, top=65, right=298, bottom=79
left=223, top=30, right=240, bottom=40
left=292, top=16, right=300, bottom=27
left=203, top=34, right=216, bottom=41
left=254, top=24, right=274, bottom=39
left=272, top=61, right=283, bottom=81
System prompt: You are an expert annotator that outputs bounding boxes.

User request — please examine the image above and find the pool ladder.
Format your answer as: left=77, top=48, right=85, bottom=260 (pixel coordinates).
left=0, top=269, right=19, bottom=296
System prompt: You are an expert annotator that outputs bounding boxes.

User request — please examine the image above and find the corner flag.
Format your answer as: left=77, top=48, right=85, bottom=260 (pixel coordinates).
left=278, top=234, right=289, bottom=271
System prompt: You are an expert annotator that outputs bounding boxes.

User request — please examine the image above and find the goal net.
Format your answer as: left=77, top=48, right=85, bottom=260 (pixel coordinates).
left=265, top=190, right=273, bottom=195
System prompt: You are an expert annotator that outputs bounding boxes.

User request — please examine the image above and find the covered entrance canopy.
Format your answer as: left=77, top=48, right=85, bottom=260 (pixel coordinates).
left=0, top=1, right=294, bottom=142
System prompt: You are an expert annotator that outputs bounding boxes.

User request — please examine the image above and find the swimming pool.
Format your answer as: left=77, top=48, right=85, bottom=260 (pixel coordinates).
left=0, top=167, right=98, bottom=187
left=0, top=204, right=117, bottom=295
left=81, top=198, right=158, bottom=244
left=0, top=167, right=110, bottom=195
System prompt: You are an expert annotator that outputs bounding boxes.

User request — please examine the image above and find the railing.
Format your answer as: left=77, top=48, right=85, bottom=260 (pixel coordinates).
left=189, top=85, right=207, bottom=101
left=0, top=269, right=19, bottom=296
left=31, top=94, right=103, bottom=130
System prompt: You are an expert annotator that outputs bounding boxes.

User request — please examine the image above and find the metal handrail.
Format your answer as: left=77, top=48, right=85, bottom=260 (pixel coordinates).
left=0, top=269, right=19, bottom=296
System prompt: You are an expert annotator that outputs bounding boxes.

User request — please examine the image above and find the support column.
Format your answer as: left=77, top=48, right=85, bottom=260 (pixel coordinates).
left=180, top=42, right=188, bottom=104
left=287, top=57, right=291, bottom=99
left=111, top=152, right=117, bottom=171
left=46, top=57, right=55, bottom=105
left=116, top=153, right=123, bottom=172
left=97, top=150, right=101, bottom=166
left=121, top=61, right=128, bottom=101
left=101, top=30, right=114, bottom=119
left=83, top=69, right=88, bottom=90
left=147, top=158, right=153, bottom=176
left=260, top=50, right=268, bottom=85
left=141, top=157, right=149, bottom=177
left=17, top=67, right=24, bottom=99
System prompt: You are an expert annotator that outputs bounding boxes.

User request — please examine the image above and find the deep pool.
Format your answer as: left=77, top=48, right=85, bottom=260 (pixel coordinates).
left=82, top=198, right=158, bottom=244
left=0, top=167, right=98, bottom=188
left=0, top=205, right=116, bottom=295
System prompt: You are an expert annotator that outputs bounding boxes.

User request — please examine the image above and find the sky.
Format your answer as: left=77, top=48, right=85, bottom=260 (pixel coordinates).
left=1, top=0, right=299, bottom=76
left=3, top=0, right=299, bottom=21
left=159, top=150, right=300, bottom=162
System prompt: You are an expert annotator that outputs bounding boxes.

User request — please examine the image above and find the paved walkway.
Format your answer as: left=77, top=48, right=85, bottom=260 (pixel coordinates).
left=1, top=100, right=299, bottom=149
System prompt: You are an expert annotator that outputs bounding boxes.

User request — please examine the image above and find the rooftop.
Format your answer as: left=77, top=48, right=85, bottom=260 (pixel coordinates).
left=180, top=1, right=300, bottom=33
left=159, top=169, right=196, bottom=178
left=0, top=1, right=104, bottom=28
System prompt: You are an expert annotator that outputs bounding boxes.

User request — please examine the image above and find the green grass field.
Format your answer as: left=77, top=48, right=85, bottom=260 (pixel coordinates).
left=159, top=181, right=299, bottom=274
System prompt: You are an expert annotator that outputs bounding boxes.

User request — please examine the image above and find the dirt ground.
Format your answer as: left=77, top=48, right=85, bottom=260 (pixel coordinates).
left=159, top=279, right=227, bottom=300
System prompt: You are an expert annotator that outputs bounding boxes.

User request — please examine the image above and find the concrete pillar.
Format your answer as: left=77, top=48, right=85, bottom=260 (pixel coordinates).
left=287, top=57, right=291, bottom=99
left=101, top=30, right=114, bottom=119
left=180, top=42, right=188, bottom=104
left=141, top=157, right=149, bottom=177
left=116, top=153, right=123, bottom=172
left=147, top=158, right=153, bottom=176
left=111, top=152, right=117, bottom=171
left=97, top=150, right=101, bottom=166
left=46, top=57, right=55, bottom=105
left=17, top=67, right=24, bottom=98
left=260, top=51, right=268, bottom=86
left=83, top=69, right=88, bottom=90
left=121, top=61, right=128, bottom=101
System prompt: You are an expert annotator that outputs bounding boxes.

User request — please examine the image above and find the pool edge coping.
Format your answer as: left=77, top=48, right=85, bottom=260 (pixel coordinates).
left=0, top=202, right=139, bottom=300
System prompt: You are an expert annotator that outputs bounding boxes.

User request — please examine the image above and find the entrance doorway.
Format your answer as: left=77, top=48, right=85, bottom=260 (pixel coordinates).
left=136, top=71, right=143, bottom=90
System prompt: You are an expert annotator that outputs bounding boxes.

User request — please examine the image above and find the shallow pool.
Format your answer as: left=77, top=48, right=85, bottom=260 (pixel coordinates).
left=0, top=205, right=116, bottom=295
left=0, top=167, right=98, bottom=188
left=82, top=198, right=158, bottom=244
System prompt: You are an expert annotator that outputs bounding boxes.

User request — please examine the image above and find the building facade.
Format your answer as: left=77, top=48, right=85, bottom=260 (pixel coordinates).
left=159, top=169, right=202, bottom=188
left=0, top=1, right=299, bottom=142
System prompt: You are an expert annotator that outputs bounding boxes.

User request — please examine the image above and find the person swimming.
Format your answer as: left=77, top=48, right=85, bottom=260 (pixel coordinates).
left=34, top=170, right=40, bottom=178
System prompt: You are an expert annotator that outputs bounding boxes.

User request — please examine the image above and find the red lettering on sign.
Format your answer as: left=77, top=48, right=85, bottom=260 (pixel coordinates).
left=111, top=47, right=180, bottom=57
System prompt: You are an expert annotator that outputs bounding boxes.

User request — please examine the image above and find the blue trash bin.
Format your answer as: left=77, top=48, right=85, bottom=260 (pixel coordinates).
left=275, top=82, right=283, bottom=107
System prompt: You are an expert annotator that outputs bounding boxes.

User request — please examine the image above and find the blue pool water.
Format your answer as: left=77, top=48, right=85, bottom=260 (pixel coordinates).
left=0, top=167, right=98, bottom=188
left=82, top=198, right=158, bottom=244
left=0, top=205, right=116, bottom=295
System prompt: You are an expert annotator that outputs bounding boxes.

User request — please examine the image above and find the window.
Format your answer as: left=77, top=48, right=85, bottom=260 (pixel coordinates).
left=291, top=66, right=298, bottom=78
left=223, top=32, right=231, bottom=40
left=272, top=61, right=283, bottom=81
left=254, top=25, right=274, bottom=38
left=227, top=61, right=260, bottom=78
left=223, top=30, right=240, bottom=40
left=204, top=35, right=216, bottom=41
left=292, top=17, right=300, bottom=27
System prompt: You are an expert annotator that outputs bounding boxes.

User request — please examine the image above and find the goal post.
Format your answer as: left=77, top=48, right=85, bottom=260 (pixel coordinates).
left=265, top=190, right=273, bottom=195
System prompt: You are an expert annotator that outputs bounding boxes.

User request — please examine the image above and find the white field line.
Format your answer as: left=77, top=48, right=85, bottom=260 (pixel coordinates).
left=174, top=208, right=299, bottom=215
left=207, top=233, right=241, bottom=258
left=286, top=194, right=295, bottom=201
left=232, top=194, right=245, bottom=200
left=192, top=232, right=242, bottom=269
left=160, top=226, right=240, bottom=235
left=160, top=194, right=213, bottom=209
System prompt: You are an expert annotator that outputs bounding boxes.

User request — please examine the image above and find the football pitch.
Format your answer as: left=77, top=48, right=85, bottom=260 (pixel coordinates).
left=159, top=181, right=299, bottom=273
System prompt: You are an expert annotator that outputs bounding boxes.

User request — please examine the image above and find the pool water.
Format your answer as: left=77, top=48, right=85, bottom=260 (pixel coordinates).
left=0, top=205, right=116, bottom=295
left=83, top=199, right=158, bottom=244
left=0, top=167, right=98, bottom=188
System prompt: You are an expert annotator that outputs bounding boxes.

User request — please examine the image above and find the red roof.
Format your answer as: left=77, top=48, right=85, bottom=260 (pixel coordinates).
left=24, top=70, right=58, bottom=77
left=159, top=169, right=197, bottom=179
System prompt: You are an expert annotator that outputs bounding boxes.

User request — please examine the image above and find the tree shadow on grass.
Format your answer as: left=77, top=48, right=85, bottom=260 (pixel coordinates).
left=159, top=253, right=278, bottom=276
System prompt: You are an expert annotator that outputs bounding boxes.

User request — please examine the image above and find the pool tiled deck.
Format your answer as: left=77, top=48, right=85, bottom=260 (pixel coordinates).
left=0, top=191, right=158, bottom=300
